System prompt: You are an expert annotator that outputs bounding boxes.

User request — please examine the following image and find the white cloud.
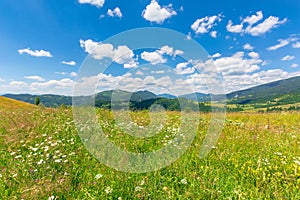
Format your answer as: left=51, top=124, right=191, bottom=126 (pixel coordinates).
left=55, top=71, right=78, bottom=77
left=24, top=76, right=45, bottom=82
left=79, top=39, right=138, bottom=68
left=246, top=16, right=287, bottom=36
left=175, top=62, right=195, bottom=75
left=142, top=0, right=176, bottom=24
left=141, top=51, right=166, bottom=65
left=78, top=0, right=104, bottom=8
left=267, top=38, right=291, bottom=51
left=213, top=51, right=262, bottom=76
left=10, top=81, right=28, bottom=87
left=107, top=7, right=122, bottom=18
left=157, top=45, right=174, bottom=56
left=292, top=42, right=300, bottom=48
left=211, top=53, right=222, bottom=58
left=210, top=31, right=217, bottom=38
left=135, top=70, right=144, bottom=75
left=18, top=48, right=52, bottom=57
left=226, top=20, right=243, bottom=33
left=30, top=78, right=75, bottom=95
left=248, top=52, right=259, bottom=59
left=281, top=55, right=295, bottom=61
left=186, top=32, right=192, bottom=40
left=191, top=14, right=222, bottom=34
left=0, top=78, right=5, bottom=82
left=291, top=63, right=298, bottom=68
left=226, top=11, right=287, bottom=36
left=141, top=45, right=184, bottom=65
left=243, top=43, right=254, bottom=50
left=174, top=50, right=184, bottom=57
left=243, top=11, right=263, bottom=25
left=70, top=72, right=78, bottom=77
left=61, top=61, right=76, bottom=66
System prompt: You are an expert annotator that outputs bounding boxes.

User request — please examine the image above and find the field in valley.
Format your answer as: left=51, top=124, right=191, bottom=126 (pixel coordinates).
left=0, top=96, right=300, bottom=199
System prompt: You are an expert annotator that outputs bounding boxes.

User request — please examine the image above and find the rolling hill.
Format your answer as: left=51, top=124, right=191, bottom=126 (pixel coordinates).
left=2, top=76, right=300, bottom=108
left=226, top=76, right=300, bottom=104
left=0, top=96, right=37, bottom=110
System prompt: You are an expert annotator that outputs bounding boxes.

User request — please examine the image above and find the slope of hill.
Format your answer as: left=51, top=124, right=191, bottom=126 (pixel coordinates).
left=227, top=76, right=300, bottom=104
left=3, top=94, right=72, bottom=107
left=0, top=96, right=37, bottom=110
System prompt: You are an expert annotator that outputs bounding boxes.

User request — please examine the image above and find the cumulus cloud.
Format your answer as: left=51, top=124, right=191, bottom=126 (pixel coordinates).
left=141, top=51, right=166, bottom=65
left=226, top=20, right=243, bottom=33
left=0, top=78, right=5, bottom=82
left=210, top=31, right=217, bottom=38
left=18, top=48, right=53, bottom=57
left=281, top=55, right=295, bottom=61
left=79, top=39, right=138, bottom=68
left=70, top=72, right=78, bottom=77
left=24, top=76, right=45, bottom=82
left=141, top=45, right=184, bottom=65
left=175, top=62, right=195, bottom=75
left=9, top=81, right=28, bottom=87
left=30, top=78, right=75, bottom=95
left=292, top=42, right=300, bottom=48
left=78, top=0, right=104, bottom=8
left=211, top=53, right=222, bottom=58
left=212, top=51, right=262, bottom=76
left=291, top=63, right=298, bottom=68
left=248, top=52, right=259, bottom=59
left=107, top=7, right=122, bottom=18
left=243, top=43, right=254, bottom=50
left=247, top=16, right=287, bottom=36
left=191, top=14, right=222, bottom=34
left=266, top=38, right=296, bottom=51
left=243, top=11, right=263, bottom=25
left=142, top=0, right=176, bottom=24
left=61, top=61, right=76, bottom=66
left=226, top=11, right=287, bottom=36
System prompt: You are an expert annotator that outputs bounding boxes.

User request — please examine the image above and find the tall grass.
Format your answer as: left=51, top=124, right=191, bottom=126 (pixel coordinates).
left=0, top=103, right=299, bottom=199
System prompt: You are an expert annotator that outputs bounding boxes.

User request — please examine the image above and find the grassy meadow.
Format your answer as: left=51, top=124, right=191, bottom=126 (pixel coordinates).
left=0, top=96, right=300, bottom=199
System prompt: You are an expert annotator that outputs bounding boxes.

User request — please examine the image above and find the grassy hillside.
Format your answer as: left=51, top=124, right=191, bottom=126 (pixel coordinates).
left=227, top=76, right=300, bottom=104
left=0, top=96, right=37, bottom=110
left=0, top=98, right=299, bottom=199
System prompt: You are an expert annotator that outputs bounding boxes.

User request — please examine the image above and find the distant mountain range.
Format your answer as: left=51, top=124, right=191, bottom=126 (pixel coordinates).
left=2, top=76, right=300, bottom=108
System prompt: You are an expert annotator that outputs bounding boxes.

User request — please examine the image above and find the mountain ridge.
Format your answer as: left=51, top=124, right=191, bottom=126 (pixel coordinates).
left=2, top=76, right=300, bottom=107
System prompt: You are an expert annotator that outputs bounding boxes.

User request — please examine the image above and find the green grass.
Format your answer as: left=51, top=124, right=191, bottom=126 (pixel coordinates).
left=0, top=99, right=300, bottom=199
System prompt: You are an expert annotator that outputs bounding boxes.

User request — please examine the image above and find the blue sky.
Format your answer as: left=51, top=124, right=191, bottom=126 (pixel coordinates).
left=0, top=0, right=300, bottom=95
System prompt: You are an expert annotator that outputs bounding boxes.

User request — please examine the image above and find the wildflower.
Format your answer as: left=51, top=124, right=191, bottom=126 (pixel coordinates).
left=37, top=159, right=43, bottom=165
left=180, top=178, right=188, bottom=185
left=95, top=174, right=103, bottom=179
left=294, top=160, right=300, bottom=166
left=104, top=186, right=113, bottom=194
left=0, top=174, right=2, bottom=178
left=48, top=195, right=55, bottom=200
left=15, top=155, right=22, bottom=159
left=135, top=186, right=143, bottom=192
left=118, top=197, right=122, bottom=200
left=10, top=152, right=16, bottom=156
left=140, top=180, right=145, bottom=185
left=12, top=173, right=17, bottom=178
left=31, top=147, right=39, bottom=152
left=162, top=186, right=168, bottom=191
left=54, top=159, right=62, bottom=163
